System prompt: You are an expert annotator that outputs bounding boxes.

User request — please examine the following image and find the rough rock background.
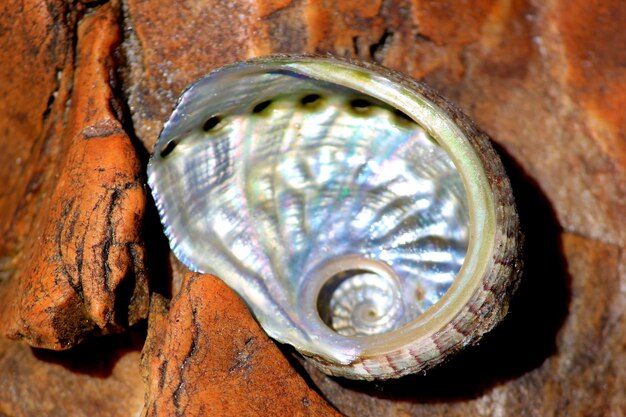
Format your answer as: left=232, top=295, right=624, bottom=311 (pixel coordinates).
left=0, top=0, right=624, bottom=416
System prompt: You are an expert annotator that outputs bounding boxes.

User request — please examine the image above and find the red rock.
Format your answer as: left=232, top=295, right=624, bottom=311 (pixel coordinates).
left=0, top=0, right=149, bottom=349
left=141, top=273, right=342, bottom=416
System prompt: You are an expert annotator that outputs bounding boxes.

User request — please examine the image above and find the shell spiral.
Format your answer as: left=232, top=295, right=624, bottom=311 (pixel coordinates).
left=148, top=55, right=523, bottom=380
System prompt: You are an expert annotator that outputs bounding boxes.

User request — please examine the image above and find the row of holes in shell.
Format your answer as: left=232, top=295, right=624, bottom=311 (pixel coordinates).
left=159, top=94, right=415, bottom=158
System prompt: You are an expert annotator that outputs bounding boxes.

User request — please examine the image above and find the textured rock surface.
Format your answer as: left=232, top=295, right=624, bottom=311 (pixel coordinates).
left=141, top=273, right=342, bottom=417
left=0, top=0, right=149, bottom=349
left=0, top=0, right=624, bottom=415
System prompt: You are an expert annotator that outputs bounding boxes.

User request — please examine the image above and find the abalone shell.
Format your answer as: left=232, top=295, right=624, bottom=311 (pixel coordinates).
left=148, top=55, right=522, bottom=380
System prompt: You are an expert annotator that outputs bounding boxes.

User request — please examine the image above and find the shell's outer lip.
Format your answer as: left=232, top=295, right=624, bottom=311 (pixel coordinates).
left=148, top=54, right=519, bottom=378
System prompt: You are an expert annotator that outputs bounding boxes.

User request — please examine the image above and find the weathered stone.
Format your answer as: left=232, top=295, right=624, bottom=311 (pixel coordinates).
left=0, top=1, right=149, bottom=349
left=141, top=273, right=342, bottom=417
left=0, top=0, right=74, bottom=251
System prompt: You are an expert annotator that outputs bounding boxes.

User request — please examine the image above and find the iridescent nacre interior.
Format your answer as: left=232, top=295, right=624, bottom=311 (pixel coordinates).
left=149, top=62, right=470, bottom=364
